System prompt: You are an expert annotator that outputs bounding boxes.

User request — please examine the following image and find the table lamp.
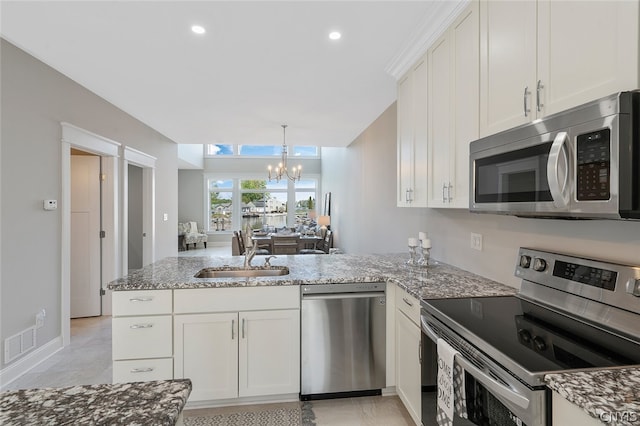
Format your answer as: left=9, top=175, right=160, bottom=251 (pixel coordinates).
left=318, top=215, right=331, bottom=237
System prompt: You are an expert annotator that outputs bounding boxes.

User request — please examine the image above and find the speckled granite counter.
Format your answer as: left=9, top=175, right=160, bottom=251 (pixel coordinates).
left=107, top=253, right=517, bottom=300
left=0, top=379, right=191, bottom=426
left=546, top=368, right=640, bottom=426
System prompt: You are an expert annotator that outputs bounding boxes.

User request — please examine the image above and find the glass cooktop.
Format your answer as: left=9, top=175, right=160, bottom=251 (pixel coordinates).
left=423, top=295, right=640, bottom=375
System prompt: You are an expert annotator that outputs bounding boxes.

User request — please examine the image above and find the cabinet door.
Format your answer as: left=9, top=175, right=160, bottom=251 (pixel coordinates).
left=174, top=313, right=238, bottom=402
left=537, top=0, right=640, bottom=116
left=450, top=1, right=479, bottom=208
left=427, top=33, right=452, bottom=208
left=238, top=309, right=300, bottom=397
left=411, top=57, right=429, bottom=208
left=396, top=309, right=421, bottom=425
left=480, top=0, right=537, bottom=136
left=397, top=72, right=414, bottom=207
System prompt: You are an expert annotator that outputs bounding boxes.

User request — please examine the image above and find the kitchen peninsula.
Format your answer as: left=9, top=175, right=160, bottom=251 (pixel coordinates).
left=107, top=253, right=515, bottom=410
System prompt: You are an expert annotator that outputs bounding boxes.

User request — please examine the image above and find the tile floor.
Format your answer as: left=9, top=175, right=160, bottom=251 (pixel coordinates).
left=2, top=246, right=416, bottom=425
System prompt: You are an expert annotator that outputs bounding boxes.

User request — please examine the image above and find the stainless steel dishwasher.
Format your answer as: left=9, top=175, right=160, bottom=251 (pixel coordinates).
left=300, top=282, right=386, bottom=400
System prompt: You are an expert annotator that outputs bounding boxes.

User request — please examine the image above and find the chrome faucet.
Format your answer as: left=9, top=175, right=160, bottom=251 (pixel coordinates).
left=244, top=242, right=257, bottom=269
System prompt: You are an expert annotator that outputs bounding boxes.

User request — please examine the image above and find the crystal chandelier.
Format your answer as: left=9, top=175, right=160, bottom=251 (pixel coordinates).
left=267, top=124, right=301, bottom=182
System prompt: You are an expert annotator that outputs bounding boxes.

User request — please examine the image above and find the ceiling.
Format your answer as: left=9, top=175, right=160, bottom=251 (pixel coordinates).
left=1, top=1, right=440, bottom=147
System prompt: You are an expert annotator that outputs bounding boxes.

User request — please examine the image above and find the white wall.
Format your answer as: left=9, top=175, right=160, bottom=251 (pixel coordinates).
left=324, top=101, right=640, bottom=288
left=1, top=39, right=179, bottom=367
left=322, top=103, right=428, bottom=254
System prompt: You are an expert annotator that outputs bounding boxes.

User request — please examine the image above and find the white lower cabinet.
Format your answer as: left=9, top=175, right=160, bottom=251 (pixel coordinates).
left=174, top=309, right=300, bottom=402
left=111, top=290, right=173, bottom=384
left=173, top=286, right=300, bottom=403
left=395, top=290, right=421, bottom=425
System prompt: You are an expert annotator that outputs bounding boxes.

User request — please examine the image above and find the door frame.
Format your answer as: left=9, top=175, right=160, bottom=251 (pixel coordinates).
left=121, top=147, right=156, bottom=273
left=61, top=123, right=120, bottom=346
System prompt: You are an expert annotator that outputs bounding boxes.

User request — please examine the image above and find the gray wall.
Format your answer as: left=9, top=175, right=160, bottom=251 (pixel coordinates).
left=323, top=102, right=640, bottom=288
left=178, top=169, right=205, bottom=225
left=1, top=39, right=179, bottom=366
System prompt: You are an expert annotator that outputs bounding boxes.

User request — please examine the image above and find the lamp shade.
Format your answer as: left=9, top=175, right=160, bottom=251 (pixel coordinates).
left=318, top=215, right=331, bottom=227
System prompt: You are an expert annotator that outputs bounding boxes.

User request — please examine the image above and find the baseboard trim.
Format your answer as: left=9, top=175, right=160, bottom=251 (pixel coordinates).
left=0, top=336, right=63, bottom=389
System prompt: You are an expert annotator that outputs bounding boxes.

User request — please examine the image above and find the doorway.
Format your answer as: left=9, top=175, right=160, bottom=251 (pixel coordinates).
left=127, top=164, right=144, bottom=271
left=70, top=151, right=102, bottom=318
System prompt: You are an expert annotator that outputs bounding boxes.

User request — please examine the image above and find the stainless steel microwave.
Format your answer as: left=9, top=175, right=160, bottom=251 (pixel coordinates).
left=469, top=91, right=640, bottom=220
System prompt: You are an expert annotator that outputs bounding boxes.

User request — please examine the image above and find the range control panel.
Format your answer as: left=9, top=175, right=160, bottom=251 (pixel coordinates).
left=515, top=248, right=640, bottom=316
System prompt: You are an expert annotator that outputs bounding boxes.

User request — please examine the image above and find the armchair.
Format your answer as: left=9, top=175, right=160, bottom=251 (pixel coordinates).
left=178, top=221, right=208, bottom=250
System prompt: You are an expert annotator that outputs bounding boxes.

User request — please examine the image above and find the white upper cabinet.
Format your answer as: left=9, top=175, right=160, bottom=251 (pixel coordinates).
left=397, top=56, right=428, bottom=208
left=480, top=0, right=537, bottom=137
left=428, top=2, right=479, bottom=208
left=480, top=0, right=640, bottom=137
left=537, top=0, right=640, bottom=116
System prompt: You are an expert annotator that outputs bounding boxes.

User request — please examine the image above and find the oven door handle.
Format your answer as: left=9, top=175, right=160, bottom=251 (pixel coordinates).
left=421, top=316, right=531, bottom=410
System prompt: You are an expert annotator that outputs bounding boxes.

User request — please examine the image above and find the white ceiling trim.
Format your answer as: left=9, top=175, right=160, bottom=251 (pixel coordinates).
left=385, top=0, right=470, bottom=80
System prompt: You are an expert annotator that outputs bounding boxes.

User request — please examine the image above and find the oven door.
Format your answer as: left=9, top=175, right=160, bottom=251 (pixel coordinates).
left=421, top=314, right=550, bottom=426
left=470, top=130, right=573, bottom=215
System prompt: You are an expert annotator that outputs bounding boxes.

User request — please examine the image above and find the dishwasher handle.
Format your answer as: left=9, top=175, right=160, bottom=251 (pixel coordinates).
left=302, top=291, right=385, bottom=301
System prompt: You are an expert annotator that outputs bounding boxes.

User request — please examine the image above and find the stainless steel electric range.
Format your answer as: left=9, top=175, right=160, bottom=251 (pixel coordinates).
left=420, top=247, right=640, bottom=426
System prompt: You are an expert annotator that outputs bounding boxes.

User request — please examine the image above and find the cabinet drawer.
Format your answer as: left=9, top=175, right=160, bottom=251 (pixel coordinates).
left=174, top=286, right=299, bottom=314
left=113, top=358, right=173, bottom=383
left=112, top=316, right=172, bottom=360
left=112, top=290, right=172, bottom=316
left=395, top=286, right=420, bottom=326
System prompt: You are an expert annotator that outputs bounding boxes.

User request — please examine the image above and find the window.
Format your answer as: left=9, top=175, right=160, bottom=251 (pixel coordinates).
left=206, top=144, right=233, bottom=156
left=209, top=179, right=233, bottom=231
left=205, top=143, right=318, bottom=158
left=206, top=177, right=318, bottom=233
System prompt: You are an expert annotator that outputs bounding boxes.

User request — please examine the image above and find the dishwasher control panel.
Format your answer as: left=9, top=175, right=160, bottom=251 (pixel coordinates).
left=301, top=282, right=385, bottom=295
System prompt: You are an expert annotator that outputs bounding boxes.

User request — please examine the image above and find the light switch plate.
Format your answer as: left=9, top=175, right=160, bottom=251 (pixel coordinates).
left=163, top=213, right=168, bottom=221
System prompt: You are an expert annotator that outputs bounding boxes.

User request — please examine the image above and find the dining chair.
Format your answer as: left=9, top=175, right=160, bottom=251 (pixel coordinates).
left=300, top=230, right=332, bottom=254
left=271, top=235, right=300, bottom=255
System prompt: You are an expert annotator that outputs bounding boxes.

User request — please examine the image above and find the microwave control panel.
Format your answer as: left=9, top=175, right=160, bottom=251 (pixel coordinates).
left=576, top=128, right=611, bottom=201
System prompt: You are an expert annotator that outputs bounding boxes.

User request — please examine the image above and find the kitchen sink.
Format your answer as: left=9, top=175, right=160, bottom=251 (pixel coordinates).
left=194, top=266, right=290, bottom=278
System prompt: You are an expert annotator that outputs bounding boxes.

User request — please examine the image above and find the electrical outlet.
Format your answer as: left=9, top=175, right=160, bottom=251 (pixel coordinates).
left=470, top=233, right=483, bottom=251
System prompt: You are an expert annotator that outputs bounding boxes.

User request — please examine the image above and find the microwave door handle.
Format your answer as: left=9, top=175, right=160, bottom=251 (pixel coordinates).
left=547, top=131, right=571, bottom=208
left=421, top=317, right=531, bottom=410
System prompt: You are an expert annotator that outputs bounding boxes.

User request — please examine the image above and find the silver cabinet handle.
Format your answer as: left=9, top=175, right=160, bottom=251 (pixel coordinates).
left=231, top=319, right=235, bottom=340
left=448, top=183, right=453, bottom=202
left=418, top=340, right=422, bottom=364
left=242, top=318, right=246, bottom=339
left=130, top=323, right=153, bottom=329
left=523, top=86, right=531, bottom=117
left=129, top=297, right=153, bottom=302
left=442, top=183, right=447, bottom=203
left=536, top=80, right=544, bottom=112
left=405, top=188, right=413, bottom=203
left=402, top=297, right=414, bottom=307
left=130, top=367, right=154, bottom=373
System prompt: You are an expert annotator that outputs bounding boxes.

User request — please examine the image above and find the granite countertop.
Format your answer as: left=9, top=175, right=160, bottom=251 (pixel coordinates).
left=0, top=379, right=192, bottom=426
left=107, top=253, right=517, bottom=300
left=545, top=368, right=640, bottom=426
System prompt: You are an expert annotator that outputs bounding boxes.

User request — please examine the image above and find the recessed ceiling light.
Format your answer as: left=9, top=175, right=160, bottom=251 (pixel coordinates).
left=191, top=25, right=206, bottom=35
left=329, top=31, right=341, bottom=40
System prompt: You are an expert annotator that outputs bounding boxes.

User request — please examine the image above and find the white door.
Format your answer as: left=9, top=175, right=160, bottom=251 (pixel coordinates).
left=174, top=313, right=239, bottom=402
left=238, top=309, right=300, bottom=397
left=70, top=155, right=101, bottom=318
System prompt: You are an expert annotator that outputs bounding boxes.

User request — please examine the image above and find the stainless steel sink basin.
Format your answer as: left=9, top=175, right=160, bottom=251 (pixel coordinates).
left=194, top=266, right=290, bottom=278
